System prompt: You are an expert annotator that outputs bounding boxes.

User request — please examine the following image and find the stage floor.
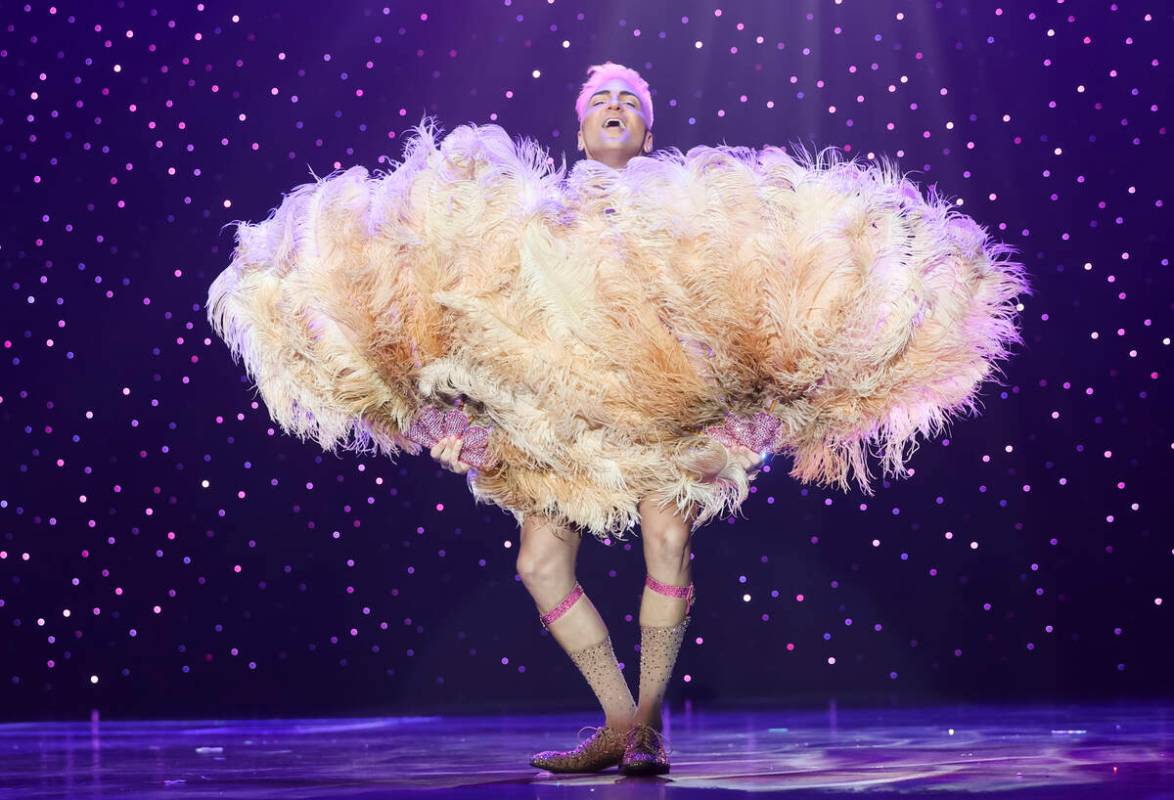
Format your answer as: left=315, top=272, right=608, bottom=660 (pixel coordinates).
left=0, top=704, right=1170, bottom=798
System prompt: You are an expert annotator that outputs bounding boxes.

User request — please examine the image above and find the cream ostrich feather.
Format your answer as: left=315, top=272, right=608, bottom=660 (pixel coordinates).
left=208, top=121, right=1030, bottom=540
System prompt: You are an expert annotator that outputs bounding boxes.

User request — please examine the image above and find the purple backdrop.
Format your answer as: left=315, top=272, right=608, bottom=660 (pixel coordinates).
left=1, top=0, right=1171, bottom=719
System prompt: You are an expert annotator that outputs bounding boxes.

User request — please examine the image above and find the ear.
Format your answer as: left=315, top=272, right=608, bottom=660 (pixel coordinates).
left=577, top=129, right=585, bottom=152
left=643, top=130, right=654, bottom=154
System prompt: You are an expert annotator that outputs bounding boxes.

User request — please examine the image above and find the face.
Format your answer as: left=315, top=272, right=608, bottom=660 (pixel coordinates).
left=577, top=77, right=653, bottom=167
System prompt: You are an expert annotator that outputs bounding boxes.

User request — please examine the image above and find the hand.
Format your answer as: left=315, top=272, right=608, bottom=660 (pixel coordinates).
left=728, top=444, right=766, bottom=481
left=430, top=434, right=470, bottom=475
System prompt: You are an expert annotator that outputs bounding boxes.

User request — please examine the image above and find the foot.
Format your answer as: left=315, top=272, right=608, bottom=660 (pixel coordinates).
left=620, top=722, right=671, bottom=775
left=529, top=725, right=627, bottom=773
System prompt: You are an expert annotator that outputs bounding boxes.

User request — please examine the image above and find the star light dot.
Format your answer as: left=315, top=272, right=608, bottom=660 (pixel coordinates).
left=0, top=0, right=1167, bottom=713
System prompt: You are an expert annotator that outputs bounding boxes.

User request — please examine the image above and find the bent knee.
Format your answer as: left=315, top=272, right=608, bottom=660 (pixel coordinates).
left=642, top=522, right=692, bottom=556
left=515, top=552, right=573, bottom=588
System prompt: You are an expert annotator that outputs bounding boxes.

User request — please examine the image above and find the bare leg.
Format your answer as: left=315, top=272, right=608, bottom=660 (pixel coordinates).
left=634, top=498, right=697, bottom=732
left=517, top=513, right=635, bottom=731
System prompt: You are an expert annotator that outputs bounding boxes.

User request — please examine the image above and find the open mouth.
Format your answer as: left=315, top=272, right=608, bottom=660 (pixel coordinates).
left=602, top=118, right=626, bottom=131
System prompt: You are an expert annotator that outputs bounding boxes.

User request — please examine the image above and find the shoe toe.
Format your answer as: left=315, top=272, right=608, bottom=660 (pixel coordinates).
left=529, top=751, right=557, bottom=768
left=621, top=756, right=670, bottom=775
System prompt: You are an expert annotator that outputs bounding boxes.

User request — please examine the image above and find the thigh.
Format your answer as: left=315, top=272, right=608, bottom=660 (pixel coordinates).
left=637, top=497, right=698, bottom=547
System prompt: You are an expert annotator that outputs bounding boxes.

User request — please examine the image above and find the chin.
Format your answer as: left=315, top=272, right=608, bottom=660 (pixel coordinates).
left=590, top=141, right=641, bottom=157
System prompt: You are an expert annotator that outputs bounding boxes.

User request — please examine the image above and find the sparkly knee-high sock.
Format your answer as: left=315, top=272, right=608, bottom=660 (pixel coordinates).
left=636, top=576, right=694, bottom=727
left=541, top=582, right=636, bottom=730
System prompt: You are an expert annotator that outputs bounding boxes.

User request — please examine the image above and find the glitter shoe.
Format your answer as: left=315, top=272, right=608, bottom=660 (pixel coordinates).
left=620, top=722, right=671, bottom=775
left=529, top=725, right=628, bottom=773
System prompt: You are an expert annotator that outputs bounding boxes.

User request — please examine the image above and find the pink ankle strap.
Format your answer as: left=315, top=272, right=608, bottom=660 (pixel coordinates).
left=645, top=574, right=696, bottom=615
left=539, top=582, right=584, bottom=629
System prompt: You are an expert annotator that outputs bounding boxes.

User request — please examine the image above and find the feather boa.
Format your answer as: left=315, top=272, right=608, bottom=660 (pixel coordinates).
left=208, top=121, right=1030, bottom=539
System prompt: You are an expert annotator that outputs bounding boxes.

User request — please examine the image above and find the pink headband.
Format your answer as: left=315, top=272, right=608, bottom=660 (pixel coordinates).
left=575, top=62, right=654, bottom=129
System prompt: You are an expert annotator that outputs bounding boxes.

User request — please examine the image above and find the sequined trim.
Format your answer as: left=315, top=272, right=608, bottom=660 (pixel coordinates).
left=540, top=582, right=584, bottom=629
left=645, top=574, right=695, bottom=614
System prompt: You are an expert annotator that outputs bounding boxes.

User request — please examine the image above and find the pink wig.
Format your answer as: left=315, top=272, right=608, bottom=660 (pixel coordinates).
left=575, top=62, right=654, bottom=129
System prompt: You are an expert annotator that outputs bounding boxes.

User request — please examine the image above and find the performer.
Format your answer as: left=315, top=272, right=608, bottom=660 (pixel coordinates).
left=432, top=65, right=762, bottom=774
left=208, top=60, right=1028, bottom=776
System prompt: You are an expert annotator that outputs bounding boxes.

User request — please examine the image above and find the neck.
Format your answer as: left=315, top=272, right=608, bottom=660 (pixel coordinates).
left=594, top=153, right=636, bottom=169
left=582, top=141, right=639, bottom=170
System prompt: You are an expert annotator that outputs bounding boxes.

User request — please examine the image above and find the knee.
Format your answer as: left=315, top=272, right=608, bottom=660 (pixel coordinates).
left=642, top=522, right=692, bottom=563
left=515, top=549, right=572, bottom=591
